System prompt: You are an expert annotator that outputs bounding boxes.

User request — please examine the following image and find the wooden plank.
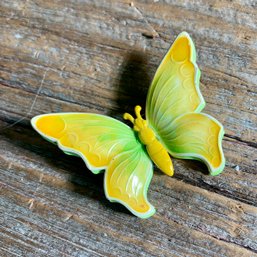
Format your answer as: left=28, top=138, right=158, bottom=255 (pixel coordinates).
left=0, top=46, right=256, bottom=137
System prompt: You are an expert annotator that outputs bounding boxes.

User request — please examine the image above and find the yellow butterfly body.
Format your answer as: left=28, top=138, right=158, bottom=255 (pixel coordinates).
left=124, top=105, right=174, bottom=176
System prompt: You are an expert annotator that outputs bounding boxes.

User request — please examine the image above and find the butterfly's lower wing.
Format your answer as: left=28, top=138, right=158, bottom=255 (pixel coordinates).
left=160, top=113, right=225, bottom=175
left=31, top=113, right=155, bottom=218
left=146, top=32, right=205, bottom=132
left=105, top=148, right=155, bottom=218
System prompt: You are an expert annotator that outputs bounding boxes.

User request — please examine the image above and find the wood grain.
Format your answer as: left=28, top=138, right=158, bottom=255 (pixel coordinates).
left=0, top=0, right=257, bottom=256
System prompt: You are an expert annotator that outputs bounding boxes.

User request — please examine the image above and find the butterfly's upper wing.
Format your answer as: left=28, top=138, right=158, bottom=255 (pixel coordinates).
left=146, top=32, right=205, bottom=130
left=146, top=32, right=225, bottom=175
left=31, top=113, right=155, bottom=218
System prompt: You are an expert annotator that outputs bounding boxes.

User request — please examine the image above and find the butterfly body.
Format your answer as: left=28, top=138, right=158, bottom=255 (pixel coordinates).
left=124, top=105, right=174, bottom=176
left=31, top=32, right=225, bottom=218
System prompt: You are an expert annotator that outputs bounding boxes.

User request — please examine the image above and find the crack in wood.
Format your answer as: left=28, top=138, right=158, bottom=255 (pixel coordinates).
left=225, top=134, right=257, bottom=149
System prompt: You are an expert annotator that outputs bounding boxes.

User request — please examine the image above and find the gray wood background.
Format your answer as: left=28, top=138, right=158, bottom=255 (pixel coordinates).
left=0, top=0, right=257, bottom=256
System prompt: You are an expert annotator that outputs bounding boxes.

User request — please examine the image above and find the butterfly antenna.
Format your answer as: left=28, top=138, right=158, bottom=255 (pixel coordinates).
left=135, top=105, right=142, bottom=119
left=123, top=113, right=134, bottom=125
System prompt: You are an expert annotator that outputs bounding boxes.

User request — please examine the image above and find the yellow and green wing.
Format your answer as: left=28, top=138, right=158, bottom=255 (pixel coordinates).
left=31, top=113, right=155, bottom=218
left=159, top=113, right=225, bottom=175
left=146, top=31, right=205, bottom=129
left=146, top=32, right=225, bottom=175
left=105, top=148, right=154, bottom=218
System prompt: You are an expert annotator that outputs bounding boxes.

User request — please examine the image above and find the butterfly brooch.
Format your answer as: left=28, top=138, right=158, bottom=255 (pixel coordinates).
left=31, top=32, right=225, bottom=218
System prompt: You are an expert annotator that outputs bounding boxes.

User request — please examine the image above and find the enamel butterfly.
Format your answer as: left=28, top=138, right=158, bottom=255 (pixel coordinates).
left=31, top=32, right=225, bottom=218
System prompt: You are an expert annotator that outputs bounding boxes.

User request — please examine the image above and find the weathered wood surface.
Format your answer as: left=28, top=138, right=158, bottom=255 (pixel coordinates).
left=0, top=0, right=257, bottom=256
